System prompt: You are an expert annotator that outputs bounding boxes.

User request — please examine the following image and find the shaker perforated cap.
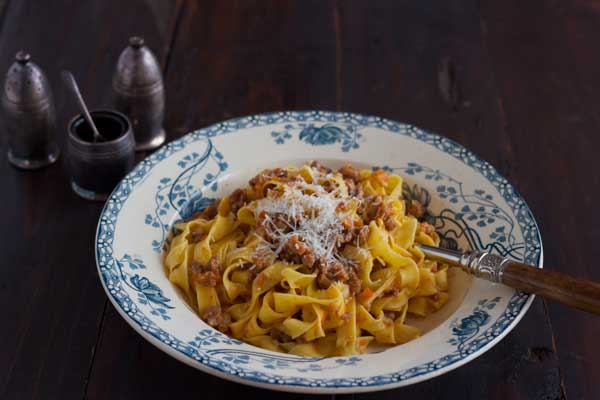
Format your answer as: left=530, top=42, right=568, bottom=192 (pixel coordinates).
left=112, top=36, right=163, bottom=94
left=129, top=36, right=145, bottom=48
left=2, top=51, right=52, bottom=108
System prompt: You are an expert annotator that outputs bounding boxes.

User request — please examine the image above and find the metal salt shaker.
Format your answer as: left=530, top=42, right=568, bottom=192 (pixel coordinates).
left=112, top=36, right=165, bottom=151
left=2, top=51, right=59, bottom=169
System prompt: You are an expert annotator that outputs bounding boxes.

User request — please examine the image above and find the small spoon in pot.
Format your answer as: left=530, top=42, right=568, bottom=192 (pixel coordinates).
left=61, top=70, right=105, bottom=143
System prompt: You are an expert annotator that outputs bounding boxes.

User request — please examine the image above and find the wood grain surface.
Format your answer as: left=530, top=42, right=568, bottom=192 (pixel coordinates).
left=0, top=1, right=598, bottom=399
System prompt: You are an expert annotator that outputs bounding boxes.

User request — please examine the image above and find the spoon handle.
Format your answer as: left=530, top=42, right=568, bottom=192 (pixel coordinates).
left=501, top=261, right=600, bottom=314
left=61, top=71, right=103, bottom=142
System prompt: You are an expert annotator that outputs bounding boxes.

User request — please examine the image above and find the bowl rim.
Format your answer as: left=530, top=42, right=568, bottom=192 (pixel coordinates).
left=95, top=110, right=543, bottom=394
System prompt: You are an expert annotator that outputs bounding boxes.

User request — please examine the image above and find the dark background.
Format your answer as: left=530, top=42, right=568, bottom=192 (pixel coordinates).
left=1, top=1, right=598, bottom=399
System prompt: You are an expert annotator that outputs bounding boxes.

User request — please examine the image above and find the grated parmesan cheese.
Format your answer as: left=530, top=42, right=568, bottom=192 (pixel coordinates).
left=253, top=182, right=352, bottom=266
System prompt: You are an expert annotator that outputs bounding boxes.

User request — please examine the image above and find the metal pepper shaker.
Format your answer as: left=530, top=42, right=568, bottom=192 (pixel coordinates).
left=112, top=36, right=165, bottom=151
left=1, top=51, right=59, bottom=169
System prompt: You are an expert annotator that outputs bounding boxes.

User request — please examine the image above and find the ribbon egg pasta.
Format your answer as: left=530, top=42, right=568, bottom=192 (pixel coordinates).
left=164, top=162, right=450, bottom=356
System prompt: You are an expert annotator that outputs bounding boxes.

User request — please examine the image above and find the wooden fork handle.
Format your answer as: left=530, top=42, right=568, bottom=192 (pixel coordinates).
left=501, top=261, right=600, bottom=314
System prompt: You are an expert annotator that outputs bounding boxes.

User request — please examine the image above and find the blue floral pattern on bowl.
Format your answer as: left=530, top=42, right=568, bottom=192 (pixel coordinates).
left=111, top=254, right=173, bottom=321
left=385, top=163, right=524, bottom=259
left=448, top=297, right=501, bottom=355
left=143, top=138, right=228, bottom=252
left=271, top=122, right=363, bottom=151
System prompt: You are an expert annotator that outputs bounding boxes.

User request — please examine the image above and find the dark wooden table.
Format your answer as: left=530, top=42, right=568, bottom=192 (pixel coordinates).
left=1, top=1, right=598, bottom=399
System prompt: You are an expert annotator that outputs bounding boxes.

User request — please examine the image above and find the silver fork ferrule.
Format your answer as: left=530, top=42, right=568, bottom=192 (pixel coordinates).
left=459, top=251, right=510, bottom=283
left=417, top=244, right=510, bottom=284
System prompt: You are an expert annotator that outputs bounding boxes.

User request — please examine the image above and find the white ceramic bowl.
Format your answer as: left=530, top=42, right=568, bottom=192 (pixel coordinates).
left=95, top=111, right=542, bottom=394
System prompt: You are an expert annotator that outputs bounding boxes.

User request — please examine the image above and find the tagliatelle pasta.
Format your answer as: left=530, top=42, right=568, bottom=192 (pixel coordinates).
left=164, top=162, right=450, bottom=356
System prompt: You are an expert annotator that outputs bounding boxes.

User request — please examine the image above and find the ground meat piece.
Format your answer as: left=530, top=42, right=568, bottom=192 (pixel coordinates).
left=187, top=199, right=220, bottom=221
left=320, top=179, right=336, bottom=193
left=274, top=213, right=295, bottom=231
left=229, top=188, right=248, bottom=215
left=249, top=168, right=288, bottom=188
left=272, top=167, right=288, bottom=177
left=343, top=215, right=361, bottom=229
left=255, top=212, right=275, bottom=240
left=285, top=174, right=304, bottom=186
left=248, top=173, right=269, bottom=192
left=362, top=195, right=383, bottom=221
left=188, top=227, right=207, bottom=243
left=383, top=287, right=400, bottom=297
left=316, top=269, right=334, bottom=289
left=344, top=179, right=356, bottom=196
left=358, top=225, right=370, bottom=245
left=256, top=212, right=298, bottom=242
left=329, top=261, right=349, bottom=280
left=249, top=168, right=290, bottom=196
left=384, top=215, right=398, bottom=231
left=407, top=199, right=426, bottom=219
left=253, top=252, right=268, bottom=270
left=256, top=210, right=268, bottom=225
left=200, top=200, right=219, bottom=220
left=383, top=311, right=396, bottom=321
left=254, top=223, right=268, bottom=241
left=337, top=231, right=354, bottom=245
left=381, top=206, right=396, bottom=230
left=253, top=249, right=273, bottom=271
left=279, top=235, right=316, bottom=268
left=337, top=201, right=350, bottom=212
left=346, top=268, right=362, bottom=296
left=189, top=257, right=221, bottom=287
left=301, top=251, right=317, bottom=269
left=309, top=160, right=331, bottom=174
left=420, top=221, right=435, bottom=235
left=339, top=163, right=360, bottom=183
left=254, top=271, right=268, bottom=289
left=201, top=306, right=231, bottom=333
left=316, top=260, right=362, bottom=296
left=270, top=326, right=292, bottom=343
left=336, top=219, right=356, bottom=245
left=372, top=258, right=385, bottom=272
left=247, top=265, right=259, bottom=282
left=361, top=195, right=396, bottom=229
left=344, top=178, right=364, bottom=198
